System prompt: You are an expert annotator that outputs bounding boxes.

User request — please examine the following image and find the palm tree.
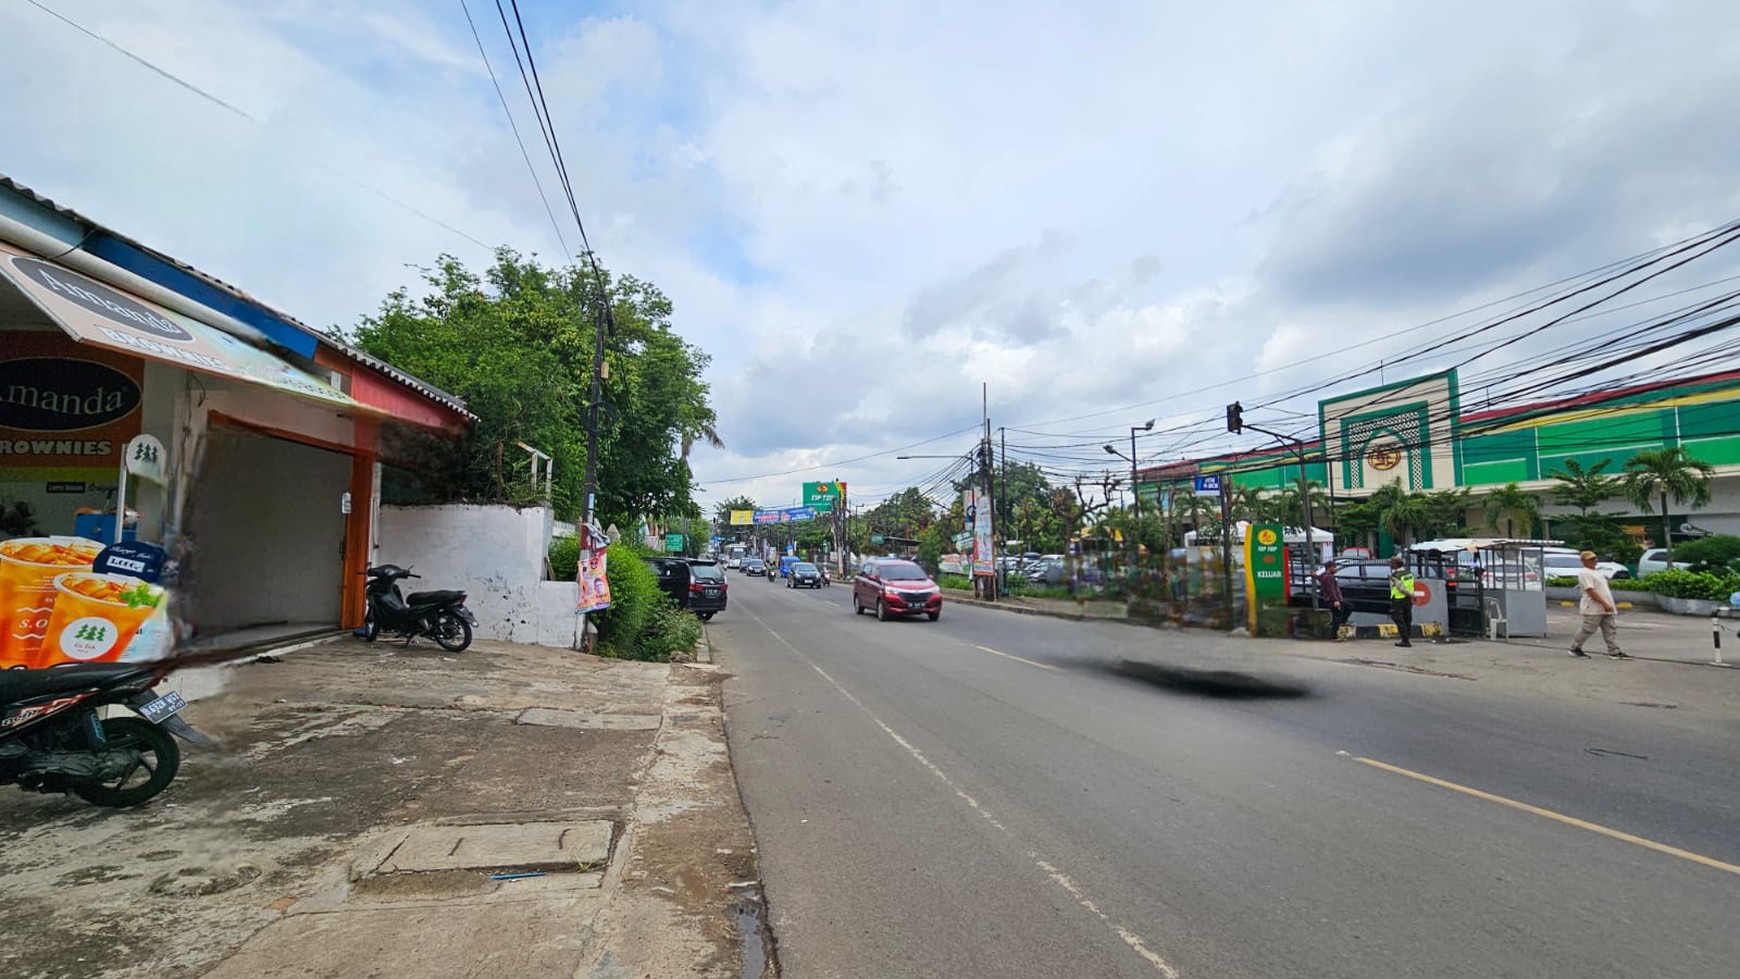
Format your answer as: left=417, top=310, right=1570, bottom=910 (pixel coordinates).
left=1370, top=481, right=1432, bottom=548
left=1272, top=481, right=1330, bottom=529
left=1547, top=458, right=1623, bottom=517
left=1480, top=483, right=1541, bottom=539
left=1226, top=484, right=1266, bottom=524
left=1623, top=447, right=1715, bottom=565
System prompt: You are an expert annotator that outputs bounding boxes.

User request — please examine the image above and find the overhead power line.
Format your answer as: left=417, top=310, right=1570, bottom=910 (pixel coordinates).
left=458, top=0, right=570, bottom=258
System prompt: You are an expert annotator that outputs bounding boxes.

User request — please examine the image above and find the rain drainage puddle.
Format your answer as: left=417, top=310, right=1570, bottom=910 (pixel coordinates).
left=730, top=882, right=771, bottom=978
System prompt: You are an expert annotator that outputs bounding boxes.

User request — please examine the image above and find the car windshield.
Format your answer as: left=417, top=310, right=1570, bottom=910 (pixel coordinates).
left=880, top=562, right=928, bottom=580
left=691, top=565, right=724, bottom=581
left=794, top=563, right=816, bottom=572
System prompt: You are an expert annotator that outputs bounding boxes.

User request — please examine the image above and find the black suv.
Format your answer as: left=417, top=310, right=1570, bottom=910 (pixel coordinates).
left=1330, top=559, right=1396, bottom=616
left=645, top=557, right=728, bottom=621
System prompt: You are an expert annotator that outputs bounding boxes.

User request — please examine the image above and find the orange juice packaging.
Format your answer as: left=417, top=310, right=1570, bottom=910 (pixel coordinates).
left=36, top=572, right=163, bottom=666
left=0, top=536, right=104, bottom=668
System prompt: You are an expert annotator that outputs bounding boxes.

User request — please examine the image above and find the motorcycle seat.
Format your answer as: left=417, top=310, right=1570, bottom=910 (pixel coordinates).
left=406, top=590, right=464, bottom=606
left=0, top=663, right=155, bottom=702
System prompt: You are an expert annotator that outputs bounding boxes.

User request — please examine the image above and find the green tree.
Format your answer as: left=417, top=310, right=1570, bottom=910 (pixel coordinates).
left=1480, top=483, right=1541, bottom=538
left=351, top=250, right=718, bottom=528
left=1623, top=447, right=1715, bottom=565
left=1421, top=488, right=1474, bottom=538
left=1270, top=481, right=1330, bottom=529
left=1370, top=482, right=1433, bottom=549
left=1547, top=458, right=1623, bottom=516
left=713, top=495, right=757, bottom=534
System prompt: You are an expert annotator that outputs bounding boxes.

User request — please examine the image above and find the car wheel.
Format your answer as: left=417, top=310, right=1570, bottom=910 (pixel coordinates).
left=853, top=596, right=863, bottom=615
left=699, top=612, right=714, bottom=621
left=876, top=599, right=889, bottom=622
left=927, top=609, right=940, bottom=622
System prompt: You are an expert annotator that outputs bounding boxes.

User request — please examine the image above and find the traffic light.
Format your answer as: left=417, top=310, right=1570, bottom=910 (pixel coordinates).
left=1225, top=401, right=1243, bottom=434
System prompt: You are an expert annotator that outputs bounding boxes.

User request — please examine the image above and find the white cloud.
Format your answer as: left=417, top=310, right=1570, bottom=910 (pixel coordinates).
left=4, top=0, right=1737, bottom=516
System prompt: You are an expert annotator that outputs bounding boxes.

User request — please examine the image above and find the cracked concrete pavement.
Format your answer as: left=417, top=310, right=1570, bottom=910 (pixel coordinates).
left=0, top=636, right=765, bottom=979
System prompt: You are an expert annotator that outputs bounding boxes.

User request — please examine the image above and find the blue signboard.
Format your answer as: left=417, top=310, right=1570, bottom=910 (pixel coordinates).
left=752, top=506, right=818, bottom=524
left=93, top=540, right=167, bottom=583
left=1193, top=474, right=1223, bottom=494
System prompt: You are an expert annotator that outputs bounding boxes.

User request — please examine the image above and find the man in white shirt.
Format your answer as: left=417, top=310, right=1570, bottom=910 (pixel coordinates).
left=1569, top=550, right=1628, bottom=659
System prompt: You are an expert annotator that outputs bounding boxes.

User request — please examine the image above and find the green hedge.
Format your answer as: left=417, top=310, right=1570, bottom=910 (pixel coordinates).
left=548, top=536, right=580, bottom=581
left=1552, top=570, right=1740, bottom=600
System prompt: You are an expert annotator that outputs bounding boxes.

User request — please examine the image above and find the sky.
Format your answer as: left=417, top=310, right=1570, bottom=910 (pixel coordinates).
left=3, top=0, right=1739, bottom=515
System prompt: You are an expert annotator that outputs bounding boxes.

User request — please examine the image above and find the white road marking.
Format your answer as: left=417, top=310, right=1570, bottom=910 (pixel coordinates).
left=975, top=644, right=1057, bottom=670
left=738, top=603, right=1181, bottom=978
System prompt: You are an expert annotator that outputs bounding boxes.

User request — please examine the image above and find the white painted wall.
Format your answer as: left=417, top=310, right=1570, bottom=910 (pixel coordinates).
left=375, top=503, right=577, bottom=647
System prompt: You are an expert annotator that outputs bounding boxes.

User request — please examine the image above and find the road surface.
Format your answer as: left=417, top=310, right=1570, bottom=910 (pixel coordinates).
left=714, top=577, right=1739, bottom=979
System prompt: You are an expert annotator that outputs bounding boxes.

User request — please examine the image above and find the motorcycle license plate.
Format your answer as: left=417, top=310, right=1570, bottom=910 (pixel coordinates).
left=136, top=691, right=187, bottom=724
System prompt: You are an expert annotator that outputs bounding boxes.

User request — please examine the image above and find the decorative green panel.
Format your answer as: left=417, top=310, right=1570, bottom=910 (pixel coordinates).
left=1535, top=410, right=1674, bottom=456
left=1681, top=435, right=1740, bottom=466
left=1459, top=430, right=1537, bottom=480
left=1678, top=401, right=1740, bottom=440
left=1462, top=459, right=1531, bottom=486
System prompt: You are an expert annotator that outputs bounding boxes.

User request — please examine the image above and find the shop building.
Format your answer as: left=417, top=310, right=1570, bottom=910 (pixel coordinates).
left=1140, top=366, right=1740, bottom=543
left=0, top=175, right=470, bottom=646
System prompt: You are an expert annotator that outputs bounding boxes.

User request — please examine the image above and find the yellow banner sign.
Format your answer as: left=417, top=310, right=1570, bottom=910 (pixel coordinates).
left=729, top=509, right=754, bottom=526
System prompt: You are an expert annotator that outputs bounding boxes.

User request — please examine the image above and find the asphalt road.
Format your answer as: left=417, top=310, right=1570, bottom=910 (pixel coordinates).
left=712, top=576, right=1740, bottom=979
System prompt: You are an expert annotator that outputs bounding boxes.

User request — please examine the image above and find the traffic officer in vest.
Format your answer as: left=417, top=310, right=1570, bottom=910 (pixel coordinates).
left=1387, top=555, right=1416, bottom=648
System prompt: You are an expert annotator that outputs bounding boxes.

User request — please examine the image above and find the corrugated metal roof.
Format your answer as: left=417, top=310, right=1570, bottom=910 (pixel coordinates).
left=0, top=174, right=473, bottom=420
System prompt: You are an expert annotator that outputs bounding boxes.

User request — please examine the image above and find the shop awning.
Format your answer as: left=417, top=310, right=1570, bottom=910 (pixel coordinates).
left=0, top=242, right=366, bottom=414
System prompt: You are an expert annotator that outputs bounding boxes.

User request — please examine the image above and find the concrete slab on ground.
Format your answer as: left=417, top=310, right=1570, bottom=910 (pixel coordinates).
left=379, top=820, right=613, bottom=874
left=516, top=707, right=662, bottom=730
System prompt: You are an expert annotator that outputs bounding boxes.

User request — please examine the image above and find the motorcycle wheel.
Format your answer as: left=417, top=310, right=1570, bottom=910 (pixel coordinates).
left=362, top=609, right=379, bottom=642
left=72, top=716, right=181, bottom=808
left=432, top=611, right=473, bottom=652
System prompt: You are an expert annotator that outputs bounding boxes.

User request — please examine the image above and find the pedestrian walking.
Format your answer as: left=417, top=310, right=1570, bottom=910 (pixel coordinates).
left=1387, top=555, right=1415, bottom=647
left=1569, top=549, right=1628, bottom=659
left=1318, top=559, right=1350, bottom=641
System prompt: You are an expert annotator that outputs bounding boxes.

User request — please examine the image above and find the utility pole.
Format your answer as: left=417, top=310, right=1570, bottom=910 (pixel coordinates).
left=1227, top=401, right=1318, bottom=604
left=581, top=259, right=610, bottom=535
left=981, top=382, right=997, bottom=601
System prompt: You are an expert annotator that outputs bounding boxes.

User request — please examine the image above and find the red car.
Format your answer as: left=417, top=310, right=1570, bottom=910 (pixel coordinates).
left=853, top=559, right=943, bottom=621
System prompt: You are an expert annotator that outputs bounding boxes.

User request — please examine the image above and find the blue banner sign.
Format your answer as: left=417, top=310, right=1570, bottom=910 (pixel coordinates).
left=1193, top=474, right=1223, bottom=494
left=753, top=506, right=818, bottom=524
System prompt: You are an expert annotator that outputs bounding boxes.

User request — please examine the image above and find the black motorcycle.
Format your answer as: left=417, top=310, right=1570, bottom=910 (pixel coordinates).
left=0, top=661, right=209, bottom=808
left=360, top=564, right=477, bottom=652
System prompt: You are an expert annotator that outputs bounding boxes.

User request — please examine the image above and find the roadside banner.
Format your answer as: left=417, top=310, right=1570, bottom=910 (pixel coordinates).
left=1244, top=522, right=1285, bottom=633
left=729, top=509, right=754, bottom=526
left=753, top=506, right=817, bottom=524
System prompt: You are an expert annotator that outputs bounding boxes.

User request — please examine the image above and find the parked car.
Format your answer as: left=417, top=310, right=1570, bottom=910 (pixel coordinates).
left=686, top=562, right=728, bottom=620
left=1331, top=559, right=1398, bottom=616
left=854, top=558, right=943, bottom=621
left=1542, top=550, right=1631, bottom=580
left=1636, top=548, right=1689, bottom=576
left=788, top=562, right=824, bottom=588
left=1027, top=555, right=1068, bottom=585
left=743, top=557, right=768, bottom=576
left=644, top=558, right=727, bottom=620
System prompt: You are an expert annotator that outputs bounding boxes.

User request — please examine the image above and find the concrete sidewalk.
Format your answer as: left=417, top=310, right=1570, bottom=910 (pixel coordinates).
left=0, top=637, right=765, bottom=979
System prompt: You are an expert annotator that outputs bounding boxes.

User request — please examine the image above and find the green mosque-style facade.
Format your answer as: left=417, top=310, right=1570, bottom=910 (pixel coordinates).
left=1140, top=368, right=1740, bottom=537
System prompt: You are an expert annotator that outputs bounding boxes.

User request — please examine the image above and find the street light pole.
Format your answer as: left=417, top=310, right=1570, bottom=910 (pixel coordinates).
left=1130, top=419, right=1154, bottom=518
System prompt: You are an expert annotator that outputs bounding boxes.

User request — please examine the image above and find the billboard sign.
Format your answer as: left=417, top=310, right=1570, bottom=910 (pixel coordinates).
left=729, top=509, right=754, bottom=526
left=802, top=481, right=845, bottom=512
left=665, top=533, right=685, bottom=552
left=1193, top=474, right=1222, bottom=494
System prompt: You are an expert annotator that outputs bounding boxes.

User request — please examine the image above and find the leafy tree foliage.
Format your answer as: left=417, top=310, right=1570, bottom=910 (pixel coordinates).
left=1623, top=447, right=1715, bottom=564
left=350, top=250, right=718, bottom=527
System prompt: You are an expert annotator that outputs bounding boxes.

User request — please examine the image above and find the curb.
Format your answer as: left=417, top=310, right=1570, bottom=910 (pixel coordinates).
left=942, top=592, right=1143, bottom=627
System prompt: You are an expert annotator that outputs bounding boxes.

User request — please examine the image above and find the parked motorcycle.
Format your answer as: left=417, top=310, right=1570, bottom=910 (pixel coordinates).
left=0, top=661, right=210, bottom=808
left=360, top=565, right=477, bottom=652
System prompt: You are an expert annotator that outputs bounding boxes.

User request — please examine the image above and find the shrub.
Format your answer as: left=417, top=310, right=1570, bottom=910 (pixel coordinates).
left=592, top=543, right=662, bottom=657
left=547, top=536, right=580, bottom=581
left=635, top=602, right=703, bottom=661
left=1639, top=569, right=1740, bottom=601
left=1670, top=535, right=1740, bottom=575
left=938, top=573, right=973, bottom=590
